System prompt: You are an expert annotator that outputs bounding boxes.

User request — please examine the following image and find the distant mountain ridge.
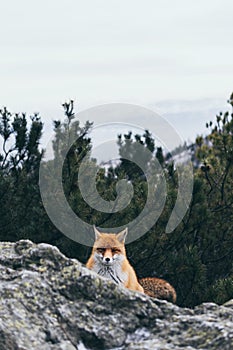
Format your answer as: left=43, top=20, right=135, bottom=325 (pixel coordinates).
left=153, top=97, right=228, bottom=143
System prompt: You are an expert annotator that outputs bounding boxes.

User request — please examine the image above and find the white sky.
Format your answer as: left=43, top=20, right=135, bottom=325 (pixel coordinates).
left=0, top=0, right=233, bottom=145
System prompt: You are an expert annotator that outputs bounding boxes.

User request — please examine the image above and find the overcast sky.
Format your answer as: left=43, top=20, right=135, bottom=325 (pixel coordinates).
left=0, top=0, right=233, bottom=145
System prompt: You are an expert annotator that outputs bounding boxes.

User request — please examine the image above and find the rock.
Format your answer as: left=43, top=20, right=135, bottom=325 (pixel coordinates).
left=0, top=240, right=232, bottom=350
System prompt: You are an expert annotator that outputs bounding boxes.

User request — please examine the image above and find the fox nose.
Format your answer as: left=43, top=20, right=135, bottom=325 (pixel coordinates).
left=105, top=257, right=111, bottom=263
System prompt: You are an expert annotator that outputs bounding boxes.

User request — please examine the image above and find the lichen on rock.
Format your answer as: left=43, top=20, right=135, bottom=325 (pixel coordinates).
left=0, top=240, right=232, bottom=349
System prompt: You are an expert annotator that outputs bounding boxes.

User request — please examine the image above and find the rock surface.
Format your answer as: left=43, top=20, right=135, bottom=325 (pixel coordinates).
left=0, top=240, right=232, bottom=350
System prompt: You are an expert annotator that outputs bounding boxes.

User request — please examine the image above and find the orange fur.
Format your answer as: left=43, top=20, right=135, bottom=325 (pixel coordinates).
left=139, top=277, right=176, bottom=303
left=86, top=227, right=144, bottom=293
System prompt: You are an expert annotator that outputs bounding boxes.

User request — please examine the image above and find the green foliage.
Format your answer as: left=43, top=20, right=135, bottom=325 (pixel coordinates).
left=0, top=107, right=45, bottom=241
left=1, top=95, right=233, bottom=307
left=205, top=277, right=233, bottom=305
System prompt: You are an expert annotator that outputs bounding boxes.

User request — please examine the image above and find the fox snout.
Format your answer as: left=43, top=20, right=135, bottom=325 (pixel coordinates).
left=100, top=248, right=113, bottom=265
left=95, top=247, right=121, bottom=265
left=103, top=256, right=113, bottom=264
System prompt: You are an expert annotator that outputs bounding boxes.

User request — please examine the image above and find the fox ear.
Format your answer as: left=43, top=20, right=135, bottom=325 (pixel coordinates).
left=93, top=225, right=102, bottom=240
left=116, top=228, right=128, bottom=243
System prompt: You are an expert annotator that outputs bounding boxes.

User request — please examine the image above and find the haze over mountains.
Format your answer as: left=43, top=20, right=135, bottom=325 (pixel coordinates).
left=41, top=96, right=230, bottom=162
left=154, top=97, right=228, bottom=143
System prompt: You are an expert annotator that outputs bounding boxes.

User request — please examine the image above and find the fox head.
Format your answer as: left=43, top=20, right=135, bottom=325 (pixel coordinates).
left=92, top=226, right=128, bottom=266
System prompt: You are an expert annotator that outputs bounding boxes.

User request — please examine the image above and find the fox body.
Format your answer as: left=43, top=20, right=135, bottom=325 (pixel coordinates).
left=86, top=227, right=144, bottom=293
left=139, top=277, right=177, bottom=303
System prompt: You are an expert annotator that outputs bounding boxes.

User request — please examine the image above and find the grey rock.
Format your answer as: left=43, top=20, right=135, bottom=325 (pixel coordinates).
left=0, top=240, right=232, bottom=350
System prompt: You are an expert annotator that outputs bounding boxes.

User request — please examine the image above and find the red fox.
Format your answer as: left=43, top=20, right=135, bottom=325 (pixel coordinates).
left=86, top=226, right=144, bottom=293
left=139, top=277, right=177, bottom=303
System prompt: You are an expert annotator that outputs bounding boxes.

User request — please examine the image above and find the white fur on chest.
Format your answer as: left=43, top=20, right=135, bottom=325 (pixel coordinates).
left=92, top=257, right=127, bottom=285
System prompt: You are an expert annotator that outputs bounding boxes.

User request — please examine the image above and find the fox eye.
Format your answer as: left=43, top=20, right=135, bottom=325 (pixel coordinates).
left=96, top=248, right=105, bottom=254
left=112, top=248, right=120, bottom=254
